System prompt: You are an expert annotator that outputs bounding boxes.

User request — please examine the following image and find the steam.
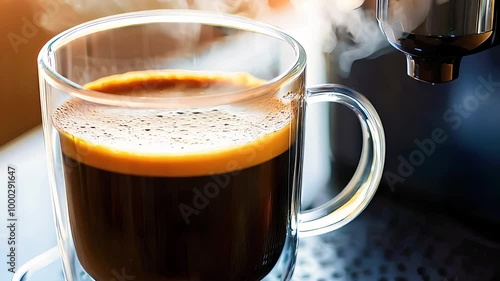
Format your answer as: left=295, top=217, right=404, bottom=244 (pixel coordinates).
left=310, top=0, right=391, bottom=77
left=32, top=0, right=395, bottom=78
left=31, top=0, right=271, bottom=33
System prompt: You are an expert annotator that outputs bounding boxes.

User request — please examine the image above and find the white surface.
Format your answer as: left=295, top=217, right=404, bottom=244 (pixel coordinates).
left=0, top=126, right=57, bottom=281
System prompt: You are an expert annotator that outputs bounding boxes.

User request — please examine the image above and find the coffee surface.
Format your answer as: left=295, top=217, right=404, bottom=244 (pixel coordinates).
left=54, top=70, right=297, bottom=281
left=53, top=70, right=294, bottom=177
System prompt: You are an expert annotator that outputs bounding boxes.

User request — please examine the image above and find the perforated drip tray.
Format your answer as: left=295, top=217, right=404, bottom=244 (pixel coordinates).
left=14, top=196, right=500, bottom=281
left=293, top=196, right=500, bottom=281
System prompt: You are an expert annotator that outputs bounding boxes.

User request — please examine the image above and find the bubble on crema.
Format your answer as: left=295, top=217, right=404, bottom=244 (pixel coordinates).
left=52, top=72, right=295, bottom=155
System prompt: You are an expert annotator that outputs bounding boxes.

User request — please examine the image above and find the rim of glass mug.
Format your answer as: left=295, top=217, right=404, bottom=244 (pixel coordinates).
left=38, top=7, right=386, bottom=240
left=37, top=9, right=306, bottom=108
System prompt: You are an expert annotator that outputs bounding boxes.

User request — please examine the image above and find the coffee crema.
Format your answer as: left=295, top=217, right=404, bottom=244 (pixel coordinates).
left=54, top=70, right=295, bottom=177
left=53, top=70, right=298, bottom=281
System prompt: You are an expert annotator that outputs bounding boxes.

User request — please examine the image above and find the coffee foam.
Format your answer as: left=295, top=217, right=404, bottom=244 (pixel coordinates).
left=53, top=70, right=296, bottom=177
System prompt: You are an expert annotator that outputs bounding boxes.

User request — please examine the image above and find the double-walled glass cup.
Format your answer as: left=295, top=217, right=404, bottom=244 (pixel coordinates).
left=38, top=10, right=385, bottom=281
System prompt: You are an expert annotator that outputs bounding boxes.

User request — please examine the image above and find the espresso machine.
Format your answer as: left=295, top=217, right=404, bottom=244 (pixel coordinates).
left=361, top=0, right=500, bottom=225
left=320, top=1, right=500, bottom=278
left=312, top=0, right=500, bottom=281
left=377, top=0, right=499, bottom=83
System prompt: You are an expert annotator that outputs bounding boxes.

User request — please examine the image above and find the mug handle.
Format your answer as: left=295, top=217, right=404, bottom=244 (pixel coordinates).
left=298, top=84, right=386, bottom=237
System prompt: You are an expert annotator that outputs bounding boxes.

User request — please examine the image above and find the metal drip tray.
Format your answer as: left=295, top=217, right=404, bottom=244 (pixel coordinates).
left=13, top=197, right=500, bottom=281
left=292, top=196, right=500, bottom=281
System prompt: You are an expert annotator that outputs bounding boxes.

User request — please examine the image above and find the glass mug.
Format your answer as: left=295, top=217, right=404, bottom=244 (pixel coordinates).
left=38, top=10, right=385, bottom=281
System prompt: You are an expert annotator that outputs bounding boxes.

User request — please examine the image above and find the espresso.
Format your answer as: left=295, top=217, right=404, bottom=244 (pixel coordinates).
left=53, top=70, right=297, bottom=281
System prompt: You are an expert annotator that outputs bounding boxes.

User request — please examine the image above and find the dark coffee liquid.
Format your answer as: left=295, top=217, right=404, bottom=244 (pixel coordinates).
left=62, top=149, right=291, bottom=281
left=53, top=71, right=297, bottom=281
